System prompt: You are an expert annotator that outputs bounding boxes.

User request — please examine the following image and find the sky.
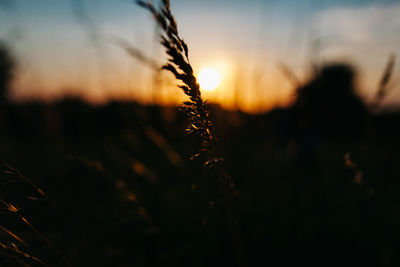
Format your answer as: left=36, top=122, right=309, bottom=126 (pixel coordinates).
left=0, top=0, right=399, bottom=112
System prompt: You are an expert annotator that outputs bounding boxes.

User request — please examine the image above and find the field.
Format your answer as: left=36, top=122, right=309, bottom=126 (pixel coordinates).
left=1, top=0, right=400, bottom=266
left=1, top=99, right=400, bottom=266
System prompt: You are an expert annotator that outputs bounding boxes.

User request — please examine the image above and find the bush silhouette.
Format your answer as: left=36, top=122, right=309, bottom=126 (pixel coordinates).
left=292, top=63, right=368, bottom=138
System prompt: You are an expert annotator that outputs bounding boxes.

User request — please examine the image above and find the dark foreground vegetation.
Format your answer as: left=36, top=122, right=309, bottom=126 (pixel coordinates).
left=1, top=95, right=400, bottom=266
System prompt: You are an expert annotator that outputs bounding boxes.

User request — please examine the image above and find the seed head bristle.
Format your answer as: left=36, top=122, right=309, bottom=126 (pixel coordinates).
left=137, top=0, right=221, bottom=167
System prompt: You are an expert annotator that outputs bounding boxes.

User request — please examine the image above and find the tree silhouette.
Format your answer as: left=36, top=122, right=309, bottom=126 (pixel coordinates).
left=0, top=42, right=15, bottom=104
left=292, top=63, right=368, bottom=138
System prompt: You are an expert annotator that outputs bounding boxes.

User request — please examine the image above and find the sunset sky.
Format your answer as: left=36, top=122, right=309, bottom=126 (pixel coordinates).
left=0, top=0, right=399, bottom=112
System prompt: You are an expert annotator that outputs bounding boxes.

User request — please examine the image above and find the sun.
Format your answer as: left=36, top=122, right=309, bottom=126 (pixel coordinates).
left=197, top=68, right=221, bottom=91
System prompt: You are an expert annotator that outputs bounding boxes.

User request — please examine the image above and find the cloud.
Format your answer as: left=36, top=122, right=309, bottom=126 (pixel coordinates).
left=312, top=3, right=400, bottom=103
left=315, top=3, right=400, bottom=45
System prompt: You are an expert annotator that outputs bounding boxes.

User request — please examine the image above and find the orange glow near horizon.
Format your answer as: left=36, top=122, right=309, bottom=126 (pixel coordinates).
left=9, top=57, right=296, bottom=114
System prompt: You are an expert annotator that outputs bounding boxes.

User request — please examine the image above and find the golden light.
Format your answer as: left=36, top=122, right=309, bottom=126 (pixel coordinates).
left=197, top=68, right=221, bottom=91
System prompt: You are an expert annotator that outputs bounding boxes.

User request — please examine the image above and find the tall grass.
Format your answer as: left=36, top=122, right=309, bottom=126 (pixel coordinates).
left=0, top=163, right=73, bottom=266
left=371, top=54, right=396, bottom=111
left=136, top=0, right=247, bottom=266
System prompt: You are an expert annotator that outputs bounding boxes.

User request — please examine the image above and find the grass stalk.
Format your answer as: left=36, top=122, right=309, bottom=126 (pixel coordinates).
left=136, top=1, right=247, bottom=265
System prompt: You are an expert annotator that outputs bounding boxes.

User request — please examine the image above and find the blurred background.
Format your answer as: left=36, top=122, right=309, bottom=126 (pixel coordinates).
left=0, top=0, right=399, bottom=111
left=0, top=0, right=400, bottom=266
